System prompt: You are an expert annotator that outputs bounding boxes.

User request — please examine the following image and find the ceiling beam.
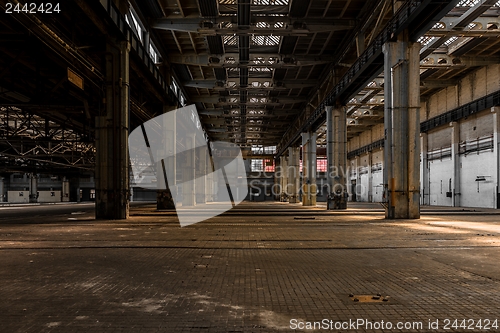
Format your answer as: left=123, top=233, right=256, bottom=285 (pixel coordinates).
left=183, top=79, right=318, bottom=89
left=426, top=29, right=500, bottom=37
left=421, top=55, right=500, bottom=67
left=151, top=18, right=356, bottom=32
left=420, top=0, right=498, bottom=57
left=191, top=95, right=307, bottom=104
left=420, top=79, right=459, bottom=88
left=168, top=54, right=334, bottom=67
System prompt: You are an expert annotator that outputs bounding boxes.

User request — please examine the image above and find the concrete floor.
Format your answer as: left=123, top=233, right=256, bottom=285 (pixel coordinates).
left=1, top=201, right=499, bottom=332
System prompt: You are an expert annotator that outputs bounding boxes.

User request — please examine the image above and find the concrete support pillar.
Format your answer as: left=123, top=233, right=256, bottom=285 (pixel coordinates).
left=383, top=39, right=421, bottom=219
left=29, top=174, right=37, bottom=203
left=76, top=180, right=81, bottom=203
left=206, top=156, right=214, bottom=202
left=326, top=106, right=347, bottom=209
left=420, top=133, right=429, bottom=205
left=62, top=177, right=70, bottom=202
left=492, top=107, right=500, bottom=208
left=367, top=152, right=373, bottom=202
left=157, top=105, right=176, bottom=210
left=301, top=132, right=317, bottom=206
left=95, top=40, right=130, bottom=219
left=354, top=156, right=361, bottom=202
left=197, top=146, right=207, bottom=204
left=279, top=155, right=288, bottom=201
left=0, top=177, right=4, bottom=202
left=273, top=159, right=280, bottom=200
left=182, top=134, right=196, bottom=207
left=451, top=122, right=461, bottom=207
left=287, top=147, right=300, bottom=203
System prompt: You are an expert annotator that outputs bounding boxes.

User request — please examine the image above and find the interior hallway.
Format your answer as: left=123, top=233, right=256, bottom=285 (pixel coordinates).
left=0, top=202, right=499, bottom=332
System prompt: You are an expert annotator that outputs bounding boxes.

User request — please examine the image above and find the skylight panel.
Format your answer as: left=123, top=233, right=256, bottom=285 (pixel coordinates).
left=253, top=0, right=289, bottom=4
left=417, top=36, right=435, bottom=46
left=251, top=35, right=281, bottom=46
left=223, top=35, right=238, bottom=46
left=456, top=0, right=480, bottom=7
left=444, top=36, right=458, bottom=46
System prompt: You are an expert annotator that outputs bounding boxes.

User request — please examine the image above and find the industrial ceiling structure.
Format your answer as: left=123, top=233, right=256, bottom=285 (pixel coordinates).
left=1, top=0, right=500, bottom=171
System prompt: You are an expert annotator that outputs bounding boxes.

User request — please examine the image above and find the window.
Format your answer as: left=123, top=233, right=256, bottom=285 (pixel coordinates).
left=250, top=159, right=275, bottom=172
left=264, top=159, right=275, bottom=172
left=170, top=78, right=186, bottom=106
left=125, top=8, right=143, bottom=42
left=317, top=158, right=327, bottom=172
left=149, top=44, right=159, bottom=64
left=170, top=79, right=179, bottom=96
left=251, top=159, right=263, bottom=172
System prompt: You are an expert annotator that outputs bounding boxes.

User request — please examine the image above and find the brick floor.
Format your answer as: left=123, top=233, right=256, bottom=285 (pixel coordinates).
left=0, top=202, right=500, bottom=332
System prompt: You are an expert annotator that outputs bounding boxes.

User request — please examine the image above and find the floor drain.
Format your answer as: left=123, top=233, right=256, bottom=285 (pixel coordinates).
left=195, top=264, right=207, bottom=268
left=349, top=294, right=389, bottom=303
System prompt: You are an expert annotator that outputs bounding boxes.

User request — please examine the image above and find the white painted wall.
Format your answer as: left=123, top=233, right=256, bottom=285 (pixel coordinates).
left=346, top=161, right=384, bottom=203
left=359, top=172, right=369, bottom=201
left=460, top=151, right=496, bottom=208
left=347, top=149, right=384, bottom=203
left=427, top=157, right=453, bottom=206
left=38, top=191, right=62, bottom=203
left=7, top=191, right=29, bottom=203
left=371, top=170, right=383, bottom=202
